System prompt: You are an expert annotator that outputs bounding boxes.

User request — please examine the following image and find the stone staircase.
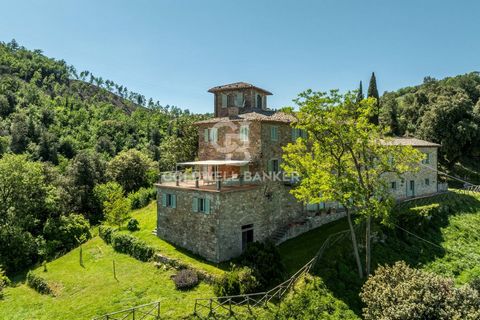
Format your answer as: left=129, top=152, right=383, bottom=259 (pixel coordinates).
left=270, top=223, right=298, bottom=245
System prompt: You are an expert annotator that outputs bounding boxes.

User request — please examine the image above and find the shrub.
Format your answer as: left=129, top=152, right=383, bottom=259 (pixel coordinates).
left=26, top=271, right=52, bottom=295
left=173, top=269, right=199, bottom=290
left=43, top=213, right=91, bottom=256
left=110, top=233, right=154, bottom=262
left=272, top=275, right=358, bottom=320
left=127, top=218, right=140, bottom=231
left=214, top=266, right=258, bottom=297
left=0, top=226, right=38, bottom=273
left=98, top=225, right=115, bottom=244
left=237, top=241, right=285, bottom=289
left=360, top=261, right=480, bottom=320
left=0, top=267, right=10, bottom=299
left=128, top=187, right=156, bottom=209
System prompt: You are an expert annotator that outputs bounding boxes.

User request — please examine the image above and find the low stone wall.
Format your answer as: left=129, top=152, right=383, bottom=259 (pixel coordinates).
left=276, top=211, right=347, bottom=245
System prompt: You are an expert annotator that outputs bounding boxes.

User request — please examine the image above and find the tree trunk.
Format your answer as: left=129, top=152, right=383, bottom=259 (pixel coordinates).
left=365, top=215, right=371, bottom=276
left=346, top=208, right=363, bottom=278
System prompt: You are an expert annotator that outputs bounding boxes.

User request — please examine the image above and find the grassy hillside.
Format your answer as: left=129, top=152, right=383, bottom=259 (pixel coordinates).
left=277, top=190, right=480, bottom=315
left=0, top=203, right=227, bottom=320
left=0, top=236, right=214, bottom=319
left=121, top=201, right=226, bottom=276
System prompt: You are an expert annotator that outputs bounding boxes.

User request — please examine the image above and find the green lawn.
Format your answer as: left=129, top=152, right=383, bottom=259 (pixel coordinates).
left=0, top=237, right=214, bottom=319
left=124, top=201, right=226, bottom=276
left=278, top=217, right=350, bottom=275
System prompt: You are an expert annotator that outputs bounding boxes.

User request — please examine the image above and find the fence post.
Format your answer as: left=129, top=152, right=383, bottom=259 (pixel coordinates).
left=229, top=298, right=233, bottom=315
left=157, top=301, right=160, bottom=319
left=208, top=299, right=213, bottom=317
left=132, top=308, right=135, bottom=320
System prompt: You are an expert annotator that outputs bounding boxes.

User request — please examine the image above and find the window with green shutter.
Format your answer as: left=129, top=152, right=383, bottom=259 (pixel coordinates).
left=240, top=126, right=249, bottom=142
left=162, top=193, right=167, bottom=207
left=192, top=197, right=211, bottom=214
left=192, top=197, right=198, bottom=212
left=221, top=94, right=227, bottom=108
left=204, top=128, right=209, bottom=142
left=209, top=128, right=218, bottom=143
left=271, top=126, right=278, bottom=141
left=162, top=193, right=176, bottom=208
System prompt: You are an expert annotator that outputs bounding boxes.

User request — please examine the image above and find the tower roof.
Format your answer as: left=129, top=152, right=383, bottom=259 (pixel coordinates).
left=208, top=82, right=272, bottom=95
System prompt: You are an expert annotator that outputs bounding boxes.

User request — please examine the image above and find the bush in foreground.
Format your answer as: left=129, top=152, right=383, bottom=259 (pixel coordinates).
left=173, top=269, right=199, bottom=290
left=360, top=261, right=480, bottom=320
left=26, top=271, right=52, bottom=295
left=127, top=218, right=140, bottom=231
left=237, top=241, right=286, bottom=289
left=214, top=266, right=258, bottom=297
left=0, top=267, right=10, bottom=299
left=267, top=275, right=358, bottom=320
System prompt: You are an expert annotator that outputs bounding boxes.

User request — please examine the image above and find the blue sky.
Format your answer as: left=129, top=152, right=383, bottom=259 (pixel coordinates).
left=1, top=0, right=479, bottom=113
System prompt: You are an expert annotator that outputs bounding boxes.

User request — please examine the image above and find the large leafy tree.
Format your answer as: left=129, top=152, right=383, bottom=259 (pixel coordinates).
left=282, top=90, right=422, bottom=277
left=107, top=149, right=155, bottom=193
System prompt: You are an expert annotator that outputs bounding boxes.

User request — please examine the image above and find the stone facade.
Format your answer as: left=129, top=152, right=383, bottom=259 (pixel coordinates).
left=383, top=146, right=439, bottom=199
left=156, top=181, right=303, bottom=262
left=156, top=82, right=443, bottom=263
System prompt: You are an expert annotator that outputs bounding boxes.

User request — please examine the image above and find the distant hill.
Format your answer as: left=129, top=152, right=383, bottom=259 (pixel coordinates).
left=0, top=39, right=204, bottom=167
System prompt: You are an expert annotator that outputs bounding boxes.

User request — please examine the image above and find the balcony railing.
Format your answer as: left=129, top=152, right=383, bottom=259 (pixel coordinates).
left=157, top=170, right=258, bottom=191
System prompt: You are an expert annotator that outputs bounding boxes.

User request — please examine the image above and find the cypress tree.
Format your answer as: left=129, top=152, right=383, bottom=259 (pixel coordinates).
left=356, top=81, right=364, bottom=102
left=367, top=72, right=380, bottom=125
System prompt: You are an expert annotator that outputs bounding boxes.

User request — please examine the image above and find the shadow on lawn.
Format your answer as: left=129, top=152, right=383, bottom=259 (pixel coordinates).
left=307, top=191, right=480, bottom=315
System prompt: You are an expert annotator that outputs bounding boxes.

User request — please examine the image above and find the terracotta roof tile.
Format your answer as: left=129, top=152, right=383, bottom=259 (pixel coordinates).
left=382, top=137, right=441, bottom=147
left=208, top=82, right=273, bottom=95
left=195, top=111, right=296, bottom=124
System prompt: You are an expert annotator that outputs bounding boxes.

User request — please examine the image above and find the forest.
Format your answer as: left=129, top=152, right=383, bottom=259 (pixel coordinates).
left=0, top=39, right=208, bottom=274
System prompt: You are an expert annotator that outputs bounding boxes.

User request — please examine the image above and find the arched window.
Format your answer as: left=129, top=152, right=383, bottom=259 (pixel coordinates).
left=256, top=94, right=262, bottom=109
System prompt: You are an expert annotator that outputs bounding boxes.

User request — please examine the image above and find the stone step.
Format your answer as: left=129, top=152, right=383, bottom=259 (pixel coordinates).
left=151, top=228, right=157, bottom=235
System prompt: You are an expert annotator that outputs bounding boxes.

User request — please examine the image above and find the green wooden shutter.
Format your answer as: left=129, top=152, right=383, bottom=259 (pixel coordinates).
left=204, top=128, right=209, bottom=142
left=221, top=94, right=227, bottom=108
left=171, top=194, right=176, bottom=208
left=162, top=193, right=167, bottom=207
left=212, top=128, right=218, bottom=142
left=291, top=128, right=297, bottom=141
left=192, top=197, right=198, bottom=212
left=205, top=198, right=210, bottom=214
left=267, top=160, right=273, bottom=173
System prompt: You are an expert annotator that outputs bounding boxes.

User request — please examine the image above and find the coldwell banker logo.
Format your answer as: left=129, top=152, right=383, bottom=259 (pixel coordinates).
left=209, top=121, right=252, bottom=161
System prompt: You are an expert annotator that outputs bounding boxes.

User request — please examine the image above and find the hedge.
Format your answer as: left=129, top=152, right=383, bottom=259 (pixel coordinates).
left=26, top=271, right=52, bottom=295
left=99, top=225, right=154, bottom=262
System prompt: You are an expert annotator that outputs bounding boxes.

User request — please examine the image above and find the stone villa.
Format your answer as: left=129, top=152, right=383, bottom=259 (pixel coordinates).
left=155, top=82, right=444, bottom=262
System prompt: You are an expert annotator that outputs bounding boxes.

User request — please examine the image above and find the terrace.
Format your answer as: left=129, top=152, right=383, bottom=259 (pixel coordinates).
left=156, top=160, right=261, bottom=192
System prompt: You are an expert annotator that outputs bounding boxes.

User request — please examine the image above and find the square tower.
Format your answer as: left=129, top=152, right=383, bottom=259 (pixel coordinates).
left=208, top=82, right=273, bottom=117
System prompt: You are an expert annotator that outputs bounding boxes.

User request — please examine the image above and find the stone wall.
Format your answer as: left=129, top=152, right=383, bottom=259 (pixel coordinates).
left=214, top=88, right=267, bottom=117
left=216, top=181, right=304, bottom=261
left=156, top=187, right=220, bottom=261
left=259, top=122, right=292, bottom=171
left=156, top=181, right=305, bottom=262
left=383, top=146, right=439, bottom=199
